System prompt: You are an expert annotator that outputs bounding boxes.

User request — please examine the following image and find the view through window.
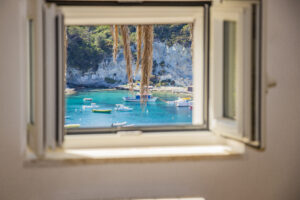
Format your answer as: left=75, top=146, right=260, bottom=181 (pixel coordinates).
left=64, top=24, right=196, bottom=129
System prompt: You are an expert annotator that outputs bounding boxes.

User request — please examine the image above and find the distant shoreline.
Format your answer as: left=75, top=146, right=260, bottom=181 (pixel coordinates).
left=65, top=85, right=192, bottom=96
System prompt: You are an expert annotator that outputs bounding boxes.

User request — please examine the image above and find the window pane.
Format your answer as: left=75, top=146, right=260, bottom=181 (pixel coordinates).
left=223, top=21, right=236, bottom=119
left=28, top=19, right=34, bottom=124
left=64, top=24, right=199, bottom=129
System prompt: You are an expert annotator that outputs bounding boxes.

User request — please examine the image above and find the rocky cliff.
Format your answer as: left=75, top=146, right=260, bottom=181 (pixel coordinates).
left=66, top=41, right=192, bottom=88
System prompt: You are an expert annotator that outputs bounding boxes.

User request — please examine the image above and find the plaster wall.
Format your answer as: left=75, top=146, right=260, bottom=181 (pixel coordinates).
left=0, top=0, right=300, bottom=199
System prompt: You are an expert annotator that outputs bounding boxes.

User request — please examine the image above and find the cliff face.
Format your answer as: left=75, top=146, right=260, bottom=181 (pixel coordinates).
left=66, top=41, right=192, bottom=88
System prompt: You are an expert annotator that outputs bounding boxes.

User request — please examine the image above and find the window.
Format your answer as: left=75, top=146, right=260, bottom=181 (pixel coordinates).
left=223, top=21, right=237, bottom=120
left=62, top=5, right=206, bottom=135
left=26, top=0, right=265, bottom=159
left=64, top=23, right=196, bottom=129
left=210, top=1, right=264, bottom=148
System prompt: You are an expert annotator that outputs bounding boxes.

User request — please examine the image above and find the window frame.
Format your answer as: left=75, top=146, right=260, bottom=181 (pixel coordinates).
left=210, top=1, right=264, bottom=148
left=25, top=0, right=265, bottom=160
left=62, top=3, right=209, bottom=134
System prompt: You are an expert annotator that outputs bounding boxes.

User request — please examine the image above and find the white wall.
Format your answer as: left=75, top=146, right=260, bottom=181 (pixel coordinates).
left=0, top=0, right=300, bottom=199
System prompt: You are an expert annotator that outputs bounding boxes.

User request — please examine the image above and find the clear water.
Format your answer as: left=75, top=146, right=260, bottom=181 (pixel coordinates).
left=65, top=89, right=192, bottom=128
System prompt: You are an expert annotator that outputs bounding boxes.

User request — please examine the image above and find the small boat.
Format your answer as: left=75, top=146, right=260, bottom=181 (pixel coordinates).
left=115, top=104, right=133, bottom=111
left=123, top=93, right=157, bottom=102
left=83, top=98, right=93, bottom=101
left=92, top=109, right=112, bottom=113
left=171, top=97, right=193, bottom=107
left=176, top=101, right=192, bottom=107
left=82, top=105, right=92, bottom=109
left=111, top=121, right=127, bottom=127
left=124, top=124, right=135, bottom=127
left=82, top=103, right=99, bottom=110
left=64, top=124, right=80, bottom=128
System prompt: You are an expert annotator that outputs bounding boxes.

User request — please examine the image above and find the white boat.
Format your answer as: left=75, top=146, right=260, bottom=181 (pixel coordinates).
left=111, top=121, right=127, bottom=127
left=83, top=98, right=93, bottom=101
left=124, top=124, right=135, bottom=127
left=82, top=103, right=99, bottom=110
left=123, top=93, right=157, bottom=102
left=176, top=100, right=192, bottom=107
left=114, top=104, right=133, bottom=111
left=175, top=98, right=193, bottom=107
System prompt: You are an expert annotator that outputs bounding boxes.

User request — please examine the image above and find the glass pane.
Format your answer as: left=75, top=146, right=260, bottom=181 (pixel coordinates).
left=64, top=24, right=197, bottom=129
left=28, top=19, right=34, bottom=124
left=223, top=21, right=236, bottom=119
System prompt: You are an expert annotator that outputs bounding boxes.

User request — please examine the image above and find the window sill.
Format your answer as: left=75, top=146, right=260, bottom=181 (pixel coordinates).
left=25, top=131, right=245, bottom=166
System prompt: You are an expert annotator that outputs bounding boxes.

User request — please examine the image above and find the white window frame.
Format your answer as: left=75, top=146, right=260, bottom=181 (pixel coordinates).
left=210, top=2, right=252, bottom=138
left=25, top=0, right=265, bottom=162
left=210, top=1, right=264, bottom=148
left=62, top=5, right=206, bottom=131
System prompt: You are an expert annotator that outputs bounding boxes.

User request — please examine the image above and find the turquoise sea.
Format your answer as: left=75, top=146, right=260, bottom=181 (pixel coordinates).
left=65, top=89, right=192, bottom=128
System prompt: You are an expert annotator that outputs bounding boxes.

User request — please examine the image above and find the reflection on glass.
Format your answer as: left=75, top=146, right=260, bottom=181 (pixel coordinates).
left=223, top=21, right=236, bottom=119
left=64, top=24, right=195, bottom=129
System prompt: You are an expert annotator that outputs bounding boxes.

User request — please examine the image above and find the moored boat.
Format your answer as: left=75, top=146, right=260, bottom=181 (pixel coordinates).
left=115, top=104, right=133, bottom=111
left=64, top=124, right=80, bottom=128
left=83, top=98, right=93, bottom=101
left=82, top=103, right=99, bottom=110
left=111, top=121, right=127, bottom=127
left=92, top=109, right=112, bottom=113
left=123, top=93, right=157, bottom=102
left=175, top=99, right=192, bottom=107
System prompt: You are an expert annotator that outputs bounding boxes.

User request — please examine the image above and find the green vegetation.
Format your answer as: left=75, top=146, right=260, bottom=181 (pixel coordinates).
left=67, top=24, right=191, bottom=72
left=153, top=24, right=191, bottom=47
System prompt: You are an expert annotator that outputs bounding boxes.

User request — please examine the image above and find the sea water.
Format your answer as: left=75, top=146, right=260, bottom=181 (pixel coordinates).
left=65, top=89, right=192, bottom=128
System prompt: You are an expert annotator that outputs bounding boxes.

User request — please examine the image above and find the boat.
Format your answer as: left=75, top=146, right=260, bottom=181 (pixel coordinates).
left=123, top=93, right=157, bottom=102
left=92, top=109, right=112, bottom=113
left=83, top=98, right=93, bottom=101
left=64, top=124, right=80, bottom=128
left=82, top=103, right=99, bottom=110
left=65, top=88, right=76, bottom=95
left=175, top=98, right=193, bottom=107
left=115, top=104, right=133, bottom=111
left=124, top=124, right=135, bottom=127
left=111, top=121, right=127, bottom=127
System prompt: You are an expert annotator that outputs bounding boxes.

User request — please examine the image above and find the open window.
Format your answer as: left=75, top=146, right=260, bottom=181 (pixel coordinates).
left=210, top=1, right=264, bottom=148
left=62, top=5, right=206, bottom=133
left=26, top=0, right=265, bottom=159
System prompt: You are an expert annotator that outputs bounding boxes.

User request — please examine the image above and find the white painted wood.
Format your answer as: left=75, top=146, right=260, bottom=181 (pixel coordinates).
left=62, top=6, right=203, bottom=25
left=26, top=0, right=45, bottom=157
left=44, top=3, right=57, bottom=150
left=210, top=1, right=262, bottom=147
left=56, top=9, right=66, bottom=147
